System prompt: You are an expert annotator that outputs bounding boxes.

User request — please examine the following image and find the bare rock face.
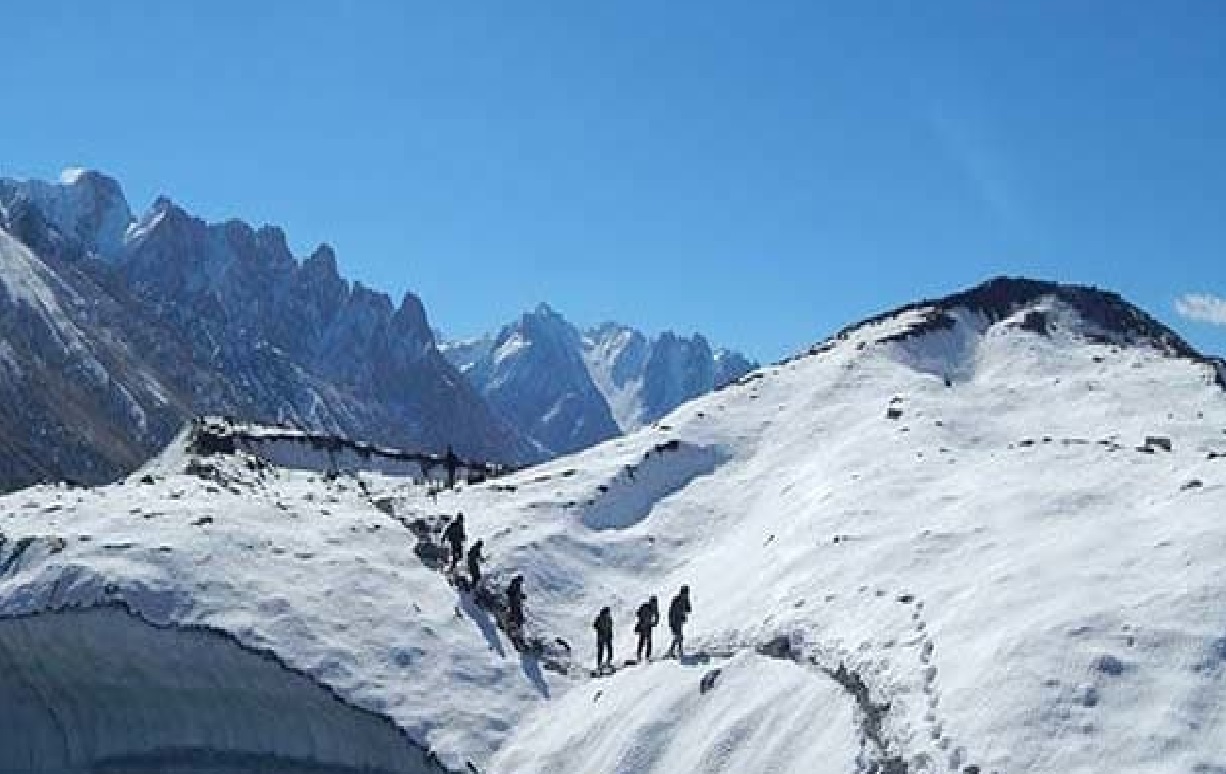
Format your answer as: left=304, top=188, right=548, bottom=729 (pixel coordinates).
left=638, top=331, right=718, bottom=426
left=0, top=169, right=536, bottom=491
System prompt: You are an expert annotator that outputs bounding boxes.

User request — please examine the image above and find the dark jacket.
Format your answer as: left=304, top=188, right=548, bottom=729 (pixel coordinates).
left=507, top=580, right=526, bottom=617
left=668, top=592, right=691, bottom=628
left=635, top=600, right=660, bottom=633
left=593, top=609, right=613, bottom=639
left=443, top=518, right=465, bottom=547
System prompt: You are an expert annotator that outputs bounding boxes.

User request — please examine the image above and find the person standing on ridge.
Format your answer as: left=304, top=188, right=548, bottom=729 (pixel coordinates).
left=466, top=539, right=485, bottom=586
left=444, top=445, right=460, bottom=489
left=634, top=595, right=660, bottom=662
left=442, top=513, right=465, bottom=573
left=594, top=607, right=614, bottom=671
left=666, top=585, right=691, bottom=659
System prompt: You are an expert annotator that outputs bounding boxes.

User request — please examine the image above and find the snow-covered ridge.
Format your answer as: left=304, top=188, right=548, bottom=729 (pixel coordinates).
left=153, top=416, right=517, bottom=483
left=799, top=277, right=1220, bottom=384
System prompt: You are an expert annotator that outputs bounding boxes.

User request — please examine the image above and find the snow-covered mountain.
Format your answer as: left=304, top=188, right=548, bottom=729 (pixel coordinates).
left=442, top=304, right=620, bottom=457
left=3, top=277, right=1224, bottom=773
left=0, top=169, right=536, bottom=491
left=442, top=307, right=758, bottom=453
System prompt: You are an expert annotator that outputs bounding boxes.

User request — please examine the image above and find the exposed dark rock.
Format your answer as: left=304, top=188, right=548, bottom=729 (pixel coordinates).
left=1143, top=436, right=1173, bottom=452
left=1017, top=310, right=1050, bottom=335
left=799, top=277, right=1225, bottom=390
left=757, top=635, right=794, bottom=660
left=1092, top=654, right=1126, bottom=676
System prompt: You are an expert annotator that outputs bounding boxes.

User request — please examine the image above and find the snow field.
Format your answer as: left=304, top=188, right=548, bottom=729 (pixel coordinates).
left=1, top=293, right=1225, bottom=772
left=491, top=652, right=860, bottom=774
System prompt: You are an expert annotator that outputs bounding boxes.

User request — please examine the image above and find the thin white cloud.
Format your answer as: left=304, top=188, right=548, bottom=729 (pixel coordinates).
left=1175, top=293, right=1226, bottom=325
left=916, top=95, right=1026, bottom=235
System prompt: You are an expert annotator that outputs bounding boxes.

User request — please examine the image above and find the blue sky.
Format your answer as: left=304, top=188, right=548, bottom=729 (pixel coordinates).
left=1, top=2, right=1223, bottom=361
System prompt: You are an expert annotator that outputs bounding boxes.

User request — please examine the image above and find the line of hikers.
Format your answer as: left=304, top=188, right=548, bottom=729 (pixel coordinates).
left=593, top=584, right=691, bottom=672
left=443, top=512, right=485, bottom=582
left=443, top=513, right=526, bottom=641
left=442, top=513, right=693, bottom=670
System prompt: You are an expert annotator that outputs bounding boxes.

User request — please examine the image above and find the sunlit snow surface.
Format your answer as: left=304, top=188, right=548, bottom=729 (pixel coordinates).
left=2, top=296, right=1226, bottom=773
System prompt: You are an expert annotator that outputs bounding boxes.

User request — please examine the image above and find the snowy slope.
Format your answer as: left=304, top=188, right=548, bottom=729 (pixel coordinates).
left=2, top=278, right=1226, bottom=773
left=0, top=227, right=187, bottom=487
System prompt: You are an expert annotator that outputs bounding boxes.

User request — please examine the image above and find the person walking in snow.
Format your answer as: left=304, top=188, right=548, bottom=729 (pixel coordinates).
left=442, top=513, right=465, bottom=573
left=635, top=595, right=660, bottom=662
left=665, top=585, right=692, bottom=659
left=466, top=539, right=485, bottom=586
left=506, top=575, right=527, bottom=643
left=594, top=607, right=614, bottom=671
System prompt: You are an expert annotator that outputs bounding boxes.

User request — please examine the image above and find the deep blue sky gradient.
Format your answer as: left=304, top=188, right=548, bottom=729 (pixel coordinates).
left=2, top=2, right=1224, bottom=360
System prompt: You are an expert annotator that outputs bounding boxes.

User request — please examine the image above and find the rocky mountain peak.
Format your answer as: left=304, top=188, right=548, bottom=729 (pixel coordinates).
left=0, top=169, right=540, bottom=489
left=303, top=243, right=340, bottom=277
left=444, top=306, right=758, bottom=450
left=393, top=291, right=433, bottom=347
left=0, top=168, right=133, bottom=259
left=830, top=276, right=1203, bottom=361
left=950, top=277, right=1196, bottom=355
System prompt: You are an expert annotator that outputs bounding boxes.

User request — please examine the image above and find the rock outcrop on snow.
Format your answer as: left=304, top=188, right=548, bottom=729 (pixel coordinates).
left=0, top=169, right=536, bottom=492
left=164, top=416, right=514, bottom=484
left=814, top=276, right=1217, bottom=375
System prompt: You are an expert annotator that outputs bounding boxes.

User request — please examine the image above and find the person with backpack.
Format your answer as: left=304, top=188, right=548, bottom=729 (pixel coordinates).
left=466, top=539, right=485, bottom=586
left=593, top=607, right=614, bottom=671
left=442, top=513, right=465, bottom=572
left=665, top=585, right=691, bottom=659
left=634, top=595, right=660, bottom=662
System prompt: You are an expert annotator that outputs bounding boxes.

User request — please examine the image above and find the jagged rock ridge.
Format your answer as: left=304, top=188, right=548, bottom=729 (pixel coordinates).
left=0, top=169, right=536, bottom=491
left=442, top=307, right=759, bottom=454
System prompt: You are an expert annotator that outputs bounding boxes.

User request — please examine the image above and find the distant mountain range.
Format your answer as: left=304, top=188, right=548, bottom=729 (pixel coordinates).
left=440, top=305, right=757, bottom=456
left=0, top=168, right=757, bottom=490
